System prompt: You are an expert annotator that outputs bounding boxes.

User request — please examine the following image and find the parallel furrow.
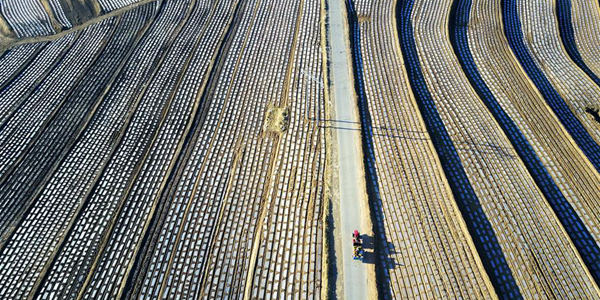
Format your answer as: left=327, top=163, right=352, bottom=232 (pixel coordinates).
left=398, top=0, right=599, bottom=297
left=556, top=0, right=600, bottom=89
left=73, top=1, right=242, bottom=298
left=452, top=0, right=600, bottom=282
left=0, top=33, right=76, bottom=130
left=349, top=0, right=495, bottom=298
left=502, top=0, right=600, bottom=171
left=566, top=0, right=600, bottom=83
left=0, top=42, right=46, bottom=90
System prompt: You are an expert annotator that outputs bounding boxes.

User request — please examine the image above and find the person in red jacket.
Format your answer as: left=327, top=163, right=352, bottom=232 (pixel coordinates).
left=352, top=230, right=363, bottom=259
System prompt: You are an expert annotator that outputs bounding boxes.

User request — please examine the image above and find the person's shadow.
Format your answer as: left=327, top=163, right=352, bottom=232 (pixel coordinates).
left=359, top=234, right=376, bottom=265
left=360, top=234, right=402, bottom=269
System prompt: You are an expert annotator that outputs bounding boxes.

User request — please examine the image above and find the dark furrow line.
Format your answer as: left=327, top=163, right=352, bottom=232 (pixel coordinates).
left=0, top=33, right=80, bottom=129
left=502, top=0, right=600, bottom=172
left=0, top=19, right=120, bottom=246
left=395, top=0, right=520, bottom=297
left=450, top=0, right=600, bottom=284
left=0, top=42, right=49, bottom=92
left=28, top=3, right=163, bottom=297
left=121, top=0, right=246, bottom=297
left=0, top=20, right=118, bottom=187
left=555, top=0, right=600, bottom=89
left=72, top=0, right=208, bottom=295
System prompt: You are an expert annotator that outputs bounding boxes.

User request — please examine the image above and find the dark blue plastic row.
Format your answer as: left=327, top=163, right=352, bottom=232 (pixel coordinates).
left=503, top=0, right=600, bottom=173
left=556, top=0, right=600, bottom=88
left=395, top=0, right=521, bottom=297
left=452, top=0, right=600, bottom=284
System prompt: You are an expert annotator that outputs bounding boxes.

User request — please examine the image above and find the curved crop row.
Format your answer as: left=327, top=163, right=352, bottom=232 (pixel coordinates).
left=452, top=0, right=600, bottom=284
left=0, top=0, right=56, bottom=38
left=565, top=0, right=600, bottom=82
left=503, top=0, right=600, bottom=171
left=0, top=34, right=75, bottom=128
left=0, top=42, right=46, bottom=89
left=349, top=0, right=494, bottom=298
left=0, top=17, right=122, bottom=299
left=556, top=0, right=600, bottom=91
left=0, top=4, right=156, bottom=252
left=398, top=0, right=598, bottom=297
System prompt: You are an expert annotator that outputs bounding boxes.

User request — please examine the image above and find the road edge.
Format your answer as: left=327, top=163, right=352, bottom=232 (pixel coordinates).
left=327, top=0, right=378, bottom=298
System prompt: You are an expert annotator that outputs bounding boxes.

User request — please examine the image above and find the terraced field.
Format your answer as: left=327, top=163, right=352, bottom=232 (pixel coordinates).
left=350, top=0, right=600, bottom=298
left=347, top=0, right=494, bottom=298
left=0, top=0, right=326, bottom=298
left=1, top=0, right=600, bottom=298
